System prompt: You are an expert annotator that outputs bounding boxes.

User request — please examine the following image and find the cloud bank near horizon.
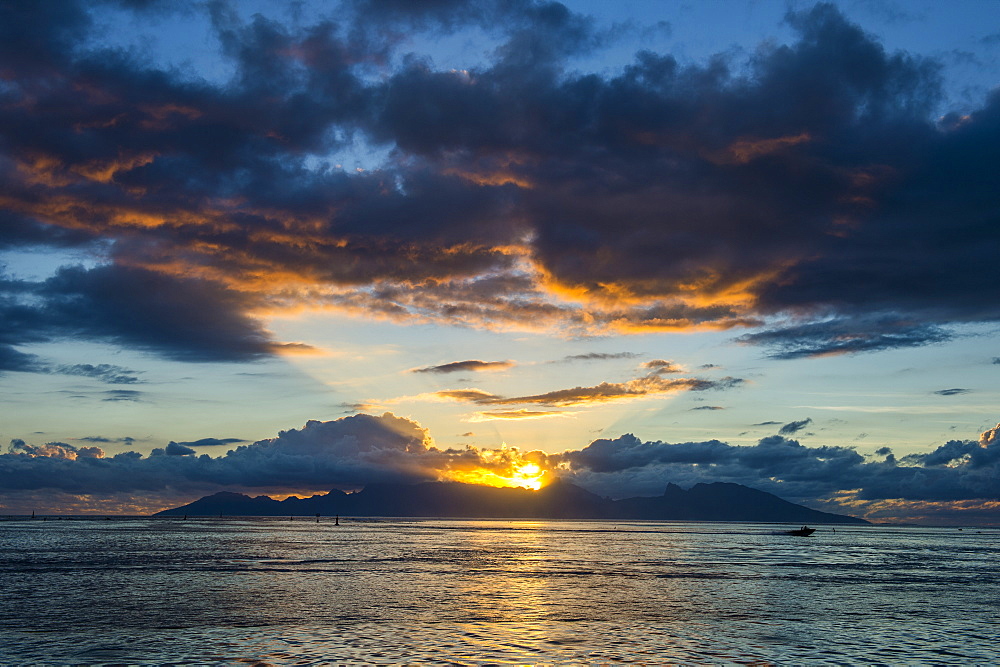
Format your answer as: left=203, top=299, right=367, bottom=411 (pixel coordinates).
left=2, top=412, right=998, bottom=523
left=0, top=0, right=998, bottom=370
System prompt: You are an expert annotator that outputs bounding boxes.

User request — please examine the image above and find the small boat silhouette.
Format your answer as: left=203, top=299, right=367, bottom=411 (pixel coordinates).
left=786, top=526, right=816, bottom=536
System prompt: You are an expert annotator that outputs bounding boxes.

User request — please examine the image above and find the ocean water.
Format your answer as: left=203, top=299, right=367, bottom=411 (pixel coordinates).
left=1, top=517, right=998, bottom=665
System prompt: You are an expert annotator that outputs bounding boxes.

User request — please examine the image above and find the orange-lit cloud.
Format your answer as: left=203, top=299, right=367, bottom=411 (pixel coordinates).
left=72, top=152, right=157, bottom=183
left=640, top=359, right=683, bottom=374
left=708, top=132, right=812, bottom=165
left=466, top=409, right=575, bottom=422
left=1, top=0, right=996, bottom=368
left=822, top=492, right=1000, bottom=526
left=412, top=359, right=515, bottom=374
left=434, top=374, right=742, bottom=408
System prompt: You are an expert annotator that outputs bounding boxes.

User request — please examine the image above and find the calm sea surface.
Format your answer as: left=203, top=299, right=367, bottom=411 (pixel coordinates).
left=1, top=517, right=998, bottom=664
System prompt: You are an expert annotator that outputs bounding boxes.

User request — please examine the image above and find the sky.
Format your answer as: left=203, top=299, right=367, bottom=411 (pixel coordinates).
left=1, top=0, right=999, bottom=524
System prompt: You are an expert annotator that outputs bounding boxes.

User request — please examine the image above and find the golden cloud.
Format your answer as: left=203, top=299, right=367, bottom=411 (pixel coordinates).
left=435, top=375, right=735, bottom=408
left=466, top=409, right=576, bottom=422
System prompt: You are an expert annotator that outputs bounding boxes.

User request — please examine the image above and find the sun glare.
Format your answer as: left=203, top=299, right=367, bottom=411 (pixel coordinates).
left=445, top=462, right=548, bottom=491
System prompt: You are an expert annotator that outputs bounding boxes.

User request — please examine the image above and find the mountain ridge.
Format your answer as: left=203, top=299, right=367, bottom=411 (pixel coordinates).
left=154, top=479, right=869, bottom=524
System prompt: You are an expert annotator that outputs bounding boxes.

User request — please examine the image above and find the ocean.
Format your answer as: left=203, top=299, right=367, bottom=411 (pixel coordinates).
left=1, top=517, right=997, bottom=664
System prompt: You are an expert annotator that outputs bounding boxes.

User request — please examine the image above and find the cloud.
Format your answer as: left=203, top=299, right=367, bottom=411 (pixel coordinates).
left=101, top=390, right=143, bottom=402
left=466, top=409, right=574, bottom=421
left=339, top=401, right=379, bottom=412
left=9, top=439, right=104, bottom=461
left=158, top=442, right=197, bottom=456
left=0, top=344, right=142, bottom=383
left=738, top=318, right=953, bottom=359
left=934, top=388, right=971, bottom=396
left=435, top=374, right=744, bottom=407
left=0, top=264, right=291, bottom=363
left=434, top=388, right=501, bottom=403
left=412, top=359, right=514, bottom=374
left=77, top=436, right=136, bottom=445
left=556, top=352, right=640, bottom=362
left=0, top=346, right=44, bottom=374
left=0, top=1, right=994, bottom=359
left=640, top=359, right=683, bottom=374
left=55, top=364, right=143, bottom=384
left=691, top=405, right=724, bottom=411
left=173, top=437, right=246, bottom=448
left=779, top=418, right=813, bottom=435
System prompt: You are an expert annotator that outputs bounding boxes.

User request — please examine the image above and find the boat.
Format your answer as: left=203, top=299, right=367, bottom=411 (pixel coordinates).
left=786, top=526, right=816, bottom=536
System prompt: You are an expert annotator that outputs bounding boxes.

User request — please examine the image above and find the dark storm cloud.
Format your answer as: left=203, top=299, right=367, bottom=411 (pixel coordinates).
left=412, top=359, right=514, bottom=374
left=0, top=264, right=285, bottom=362
left=0, top=0, right=998, bottom=358
left=779, top=418, right=813, bottom=435
left=0, top=213, right=98, bottom=250
left=348, top=0, right=605, bottom=60
left=0, top=346, right=45, bottom=373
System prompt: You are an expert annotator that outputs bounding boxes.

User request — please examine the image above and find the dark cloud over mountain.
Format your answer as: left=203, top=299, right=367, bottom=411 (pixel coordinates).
left=558, top=425, right=1000, bottom=505
left=2, top=414, right=998, bottom=522
left=0, top=1, right=995, bottom=362
left=0, top=413, right=545, bottom=497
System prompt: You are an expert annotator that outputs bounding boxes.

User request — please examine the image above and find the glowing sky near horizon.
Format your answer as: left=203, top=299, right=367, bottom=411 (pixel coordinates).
left=1, top=0, right=999, bottom=524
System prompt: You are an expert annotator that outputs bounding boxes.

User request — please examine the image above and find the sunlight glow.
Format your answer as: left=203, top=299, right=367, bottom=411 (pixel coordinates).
left=444, top=462, right=549, bottom=491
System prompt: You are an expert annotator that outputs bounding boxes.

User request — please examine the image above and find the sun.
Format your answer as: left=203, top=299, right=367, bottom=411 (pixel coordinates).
left=508, top=463, right=543, bottom=490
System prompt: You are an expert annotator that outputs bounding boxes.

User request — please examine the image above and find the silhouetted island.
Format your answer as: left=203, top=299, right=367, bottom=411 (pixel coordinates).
left=154, top=480, right=869, bottom=524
